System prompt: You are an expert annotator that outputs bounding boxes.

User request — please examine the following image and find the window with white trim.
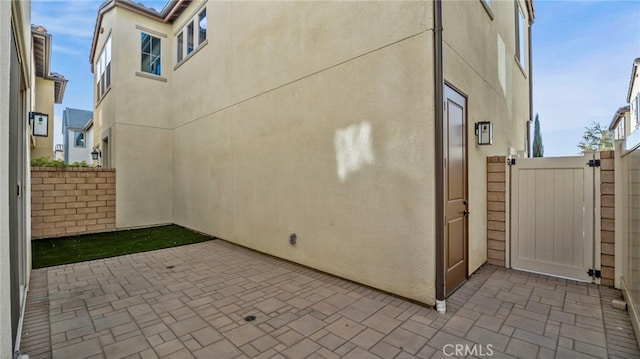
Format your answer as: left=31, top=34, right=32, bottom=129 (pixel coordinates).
left=141, top=33, right=161, bottom=76
left=175, top=7, right=207, bottom=65
left=198, top=9, right=207, bottom=45
left=515, top=2, right=527, bottom=70
left=96, top=36, right=112, bottom=101
left=177, top=33, right=183, bottom=62
left=635, top=94, right=640, bottom=126
left=74, top=132, right=85, bottom=148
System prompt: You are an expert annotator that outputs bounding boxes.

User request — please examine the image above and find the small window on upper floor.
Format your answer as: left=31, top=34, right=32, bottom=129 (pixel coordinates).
left=177, top=32, right=184, bottom=62
left=96, top=36, right=112, bottom=102
left=187, top=22, right=194, bottom=55
left=515, top=1, right=527, bottom=70
left=75, top=132, right=85, bottom=148
left=175, top=5, right=208, bottom=68
left=141, top=33, right=161, bottom=76
left=635, top=95, right=640, bottom=126
left=198, top=9, right=207, bottom=45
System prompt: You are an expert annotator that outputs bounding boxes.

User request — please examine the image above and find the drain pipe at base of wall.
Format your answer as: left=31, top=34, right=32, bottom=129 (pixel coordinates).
left=434, top=0, right=446, bottom=314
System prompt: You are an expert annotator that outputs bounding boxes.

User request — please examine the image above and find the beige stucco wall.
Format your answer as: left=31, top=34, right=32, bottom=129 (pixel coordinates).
left=94, top=8, right=174, bottom=228
left=442, top=0, right=531, bottom=273
left=1, top=0, right=31, bottom=356
left=93, top=0, right=531, bottom=305
left=170, top=1, right=437, bottom=304
left=32, top=77, right=55, bottom=159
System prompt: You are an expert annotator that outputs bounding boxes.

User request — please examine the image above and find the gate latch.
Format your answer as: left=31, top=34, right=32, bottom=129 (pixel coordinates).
left=587, top=269, right=601, bottom=278
left=587, top=159, right=601, bottom=167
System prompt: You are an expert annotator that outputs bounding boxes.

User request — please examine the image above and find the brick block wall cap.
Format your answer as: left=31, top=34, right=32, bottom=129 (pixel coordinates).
left=31, top=167, right=115, bottom=172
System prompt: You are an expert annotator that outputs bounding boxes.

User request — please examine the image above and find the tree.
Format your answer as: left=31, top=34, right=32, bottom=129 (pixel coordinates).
left=577, top=121, right=614, bottom=153
left=532, top=113, right=543, bottom=157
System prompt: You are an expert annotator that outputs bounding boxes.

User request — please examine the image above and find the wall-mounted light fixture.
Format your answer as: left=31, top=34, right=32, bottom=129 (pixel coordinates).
left=91, top=146, right=102, bottom=161
left=29, top=112, right=49, bottom=137
left=475, top=121, right=493, bottom=145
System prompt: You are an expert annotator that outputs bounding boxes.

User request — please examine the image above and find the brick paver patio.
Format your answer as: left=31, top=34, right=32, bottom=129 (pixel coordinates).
left=20, top=240, right=640, bottom=358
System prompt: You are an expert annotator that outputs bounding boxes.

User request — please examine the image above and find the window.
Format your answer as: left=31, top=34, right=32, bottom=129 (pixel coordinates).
left=175, top=6, right=208, bottom=66
left=177, top=33, right=183, bottom=62
left=96, top=36, right=112, bottom=101
left=187, top=22, right=194, bottom=55
left=515, top=2, right=526, bottom=69
left=635, top=95, right=640, bottom=126
left=74, top=132, right=85, bottom=148
left=198, top=9, right=207, bottom=45
left=141, top=33, right=161, bottom=76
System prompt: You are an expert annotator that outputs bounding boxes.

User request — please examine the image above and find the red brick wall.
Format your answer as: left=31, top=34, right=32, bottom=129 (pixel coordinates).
left=31, top=167, right=115, bottom=239
left=487, top=156, right=506, bottom=266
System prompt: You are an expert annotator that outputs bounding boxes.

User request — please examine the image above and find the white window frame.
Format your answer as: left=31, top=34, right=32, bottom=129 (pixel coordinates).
left=174, top=5, right=208, bottom=69
left=74, top=131, right=86, bottom=148
left=141, top=32, right=161, bottom=76
left=635, top=95, right=640, bottom=126
left=96, top=36, right=112, bottom=102
left=198, top=8, right=207, bottom=45
left=515, top=1, right=527, bottom=71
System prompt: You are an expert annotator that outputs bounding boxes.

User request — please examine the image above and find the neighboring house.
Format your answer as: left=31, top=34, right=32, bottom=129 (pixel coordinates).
left=30, top=25, right=67, bottom=160
left=609, top=105, right=631, bottom=140
left=628, top=58, right=640, bottom=135
left=62, top=108, right=94, bottom=164
left=90, top=0, right=534, bottom=306
left=1, top=0, right=35, bottom=357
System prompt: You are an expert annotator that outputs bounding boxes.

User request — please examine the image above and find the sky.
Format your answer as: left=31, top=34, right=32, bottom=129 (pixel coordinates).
left=31, top=0, right=640, bottom=156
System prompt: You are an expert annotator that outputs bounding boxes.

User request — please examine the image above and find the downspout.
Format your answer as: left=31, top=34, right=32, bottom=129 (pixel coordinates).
left=527, top=23, right=533, bottom=157
left=434, top=0, right=446, bottom=313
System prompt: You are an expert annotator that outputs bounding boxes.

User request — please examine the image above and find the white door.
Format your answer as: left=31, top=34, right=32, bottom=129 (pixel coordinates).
left=511, top=154, right=598, bottom=282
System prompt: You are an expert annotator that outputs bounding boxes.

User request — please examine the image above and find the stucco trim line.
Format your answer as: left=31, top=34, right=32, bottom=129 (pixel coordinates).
left=479, top=0, right=494, bottom=20
left=136, top=25, right=167, bottom=38
left=171, top=31, right=427, bottom=131
left=173, top=39, right=208, bottom=71
left=135, top=71, right=168, bottom=82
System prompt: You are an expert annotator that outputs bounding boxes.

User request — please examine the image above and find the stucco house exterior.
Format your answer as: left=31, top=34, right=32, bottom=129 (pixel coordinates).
left=610, top=105, right=631, bottom=140
left=627, top=59, right=640, bottom=136
left=30, top=25, right=67, bottom=160
left=90, top=0, right=534, bottom=307
left=1, top=0, right=35, bottom=357
left=62, top=107, right=94, bottom=164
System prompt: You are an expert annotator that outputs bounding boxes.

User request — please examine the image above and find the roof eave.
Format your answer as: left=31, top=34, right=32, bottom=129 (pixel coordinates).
left=609, top=105, right=631, bottom=131
left=31, top=27, right=51, bottom=78
left=626, top=58, right=640, bottom=103
left=90, top=0, right=192, bottom=71
left=526, top=0, right=535, bottom=24
left=51, top=77, right=68, bottom=104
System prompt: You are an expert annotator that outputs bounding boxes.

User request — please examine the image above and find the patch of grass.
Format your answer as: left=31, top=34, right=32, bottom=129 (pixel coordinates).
left=32, top=224, right=214, bottom=268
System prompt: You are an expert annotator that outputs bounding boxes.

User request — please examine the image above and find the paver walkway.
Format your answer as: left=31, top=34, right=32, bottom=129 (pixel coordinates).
left=20, top=240, right=640, bottom=358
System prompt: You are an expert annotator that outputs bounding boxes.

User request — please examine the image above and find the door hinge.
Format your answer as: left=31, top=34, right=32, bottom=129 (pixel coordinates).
left=587, top=269, right=601, bottom=278
left=587, top=159, right=601, bottom=167
left=507, top=158, right=516, bottom=166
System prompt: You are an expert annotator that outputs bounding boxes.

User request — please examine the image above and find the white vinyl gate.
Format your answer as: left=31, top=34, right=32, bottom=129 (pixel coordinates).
left=510, top=154, right=600, bottom=282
